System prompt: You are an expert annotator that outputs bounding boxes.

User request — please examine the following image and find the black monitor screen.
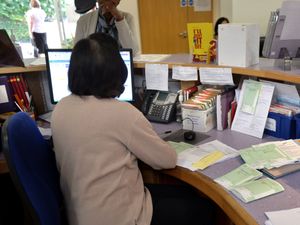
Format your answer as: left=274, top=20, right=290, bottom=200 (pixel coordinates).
left=0, top=29, right=24, bottom=67
left=45, top=48, right=135, bottom=104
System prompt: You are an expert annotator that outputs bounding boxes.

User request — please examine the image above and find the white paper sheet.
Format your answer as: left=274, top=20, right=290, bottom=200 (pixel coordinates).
left=231, top=80, right=275, bottom=138
left=177, top=140, right=238, bottom=171
left=199, top=67, right=234, bottom=85
left=172, top=66, right=198, bottom=81
left=0, top=85, right=9, bottom=104
left=145, top=64, right=169, bottom=91
left=265, top=207, right=300, bottom=225
left=133, top=54, right=170, bottom=62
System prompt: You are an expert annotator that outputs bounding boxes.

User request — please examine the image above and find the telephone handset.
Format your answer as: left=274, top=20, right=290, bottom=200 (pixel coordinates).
left=141, top=90, right=178, bottom=123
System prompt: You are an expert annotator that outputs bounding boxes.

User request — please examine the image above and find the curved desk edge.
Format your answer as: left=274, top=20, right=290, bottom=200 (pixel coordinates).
left=162, top=166, right=258, bottom=225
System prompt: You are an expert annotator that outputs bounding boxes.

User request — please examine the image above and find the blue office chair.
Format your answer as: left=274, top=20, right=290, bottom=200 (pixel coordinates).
left=1, top=112, right=67, bottom=225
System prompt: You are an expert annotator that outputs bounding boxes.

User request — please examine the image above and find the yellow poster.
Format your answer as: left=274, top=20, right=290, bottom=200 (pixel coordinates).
left=187, top=23, right=213, bottom=61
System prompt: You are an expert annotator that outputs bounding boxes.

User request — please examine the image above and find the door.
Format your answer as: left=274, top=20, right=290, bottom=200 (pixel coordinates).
left=138, top=0, right=213, bottom=54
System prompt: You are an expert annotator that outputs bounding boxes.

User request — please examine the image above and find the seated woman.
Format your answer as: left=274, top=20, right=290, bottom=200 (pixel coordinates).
left=51, top=32, right=215, bottom=225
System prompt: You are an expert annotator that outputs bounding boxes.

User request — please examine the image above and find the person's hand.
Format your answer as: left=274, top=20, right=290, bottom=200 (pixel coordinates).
left=100, top=0, right=124, bottom=21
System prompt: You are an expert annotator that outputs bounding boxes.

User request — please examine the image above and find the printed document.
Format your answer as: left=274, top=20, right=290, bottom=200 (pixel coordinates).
left=176, top=140, right=238, bottom=171
left=199, top=67, right=234, bottom=85
left=231, top=177, right=284, bottom=203
left=172, top=66, right=198, bottom=81
left=239, top=144, right=292, bottom=169
left=231, top=80, right=274, bottom=138
left=145, top=63, right=168, bottom=91
left=215, top=164, right=263, bottom=190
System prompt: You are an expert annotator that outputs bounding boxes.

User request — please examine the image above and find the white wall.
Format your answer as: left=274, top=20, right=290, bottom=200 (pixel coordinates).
left=217, top=0, right=299, bottom=36
left=232, top=0, right=285, bottom=36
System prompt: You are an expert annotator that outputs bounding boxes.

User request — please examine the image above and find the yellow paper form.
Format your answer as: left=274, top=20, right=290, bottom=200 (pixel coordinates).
left=192, top=151, right=224, bottom=170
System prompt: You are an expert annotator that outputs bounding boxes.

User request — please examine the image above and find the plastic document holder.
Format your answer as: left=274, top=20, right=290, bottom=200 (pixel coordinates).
left=264, top=112, right=295, bottom=139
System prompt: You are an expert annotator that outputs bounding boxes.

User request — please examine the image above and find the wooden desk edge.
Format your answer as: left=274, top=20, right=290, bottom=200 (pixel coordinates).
left=1, top=157, right=258, bottom=225
left=162, top=167, right=259, bottom=225
left=0, top=65, right=46, bottom=74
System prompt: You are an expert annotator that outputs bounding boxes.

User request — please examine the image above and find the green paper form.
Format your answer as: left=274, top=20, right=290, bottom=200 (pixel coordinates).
left=241, top=80, right=261, bottom=114
left=215, top=164, right=262, bottom=190
left=231, top=177, right=284, bottom=203
left=168, top=141, right=194, bottom=154
left=240, top=144, right=291, bottom=169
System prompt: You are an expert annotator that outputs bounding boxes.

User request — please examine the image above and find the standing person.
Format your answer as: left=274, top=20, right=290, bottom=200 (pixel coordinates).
left=214, top=17, right=230, bottom=39
left=74, top=0, right=139, bottom=56
left=25, top=0, right=47, bottom=54
left=51, top=32, right=215, bottom=225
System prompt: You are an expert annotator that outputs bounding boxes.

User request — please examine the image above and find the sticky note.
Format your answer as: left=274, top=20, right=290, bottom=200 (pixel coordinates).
left=192, top=151, right=224, bottom=170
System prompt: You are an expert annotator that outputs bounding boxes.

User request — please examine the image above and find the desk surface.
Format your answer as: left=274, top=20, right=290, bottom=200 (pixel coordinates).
left=153, top=122, right=300, bottom=225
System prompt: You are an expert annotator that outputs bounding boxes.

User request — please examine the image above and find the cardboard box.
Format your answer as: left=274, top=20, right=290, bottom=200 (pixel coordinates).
left=182, top=106, right=216, bottom=132
left=218, top=23, right=260, bottom=67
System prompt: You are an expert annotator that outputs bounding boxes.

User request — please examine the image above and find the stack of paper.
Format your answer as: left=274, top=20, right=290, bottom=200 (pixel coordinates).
left=240, top=140, right=300, bottom=169
left=215, top=164, right=284, bottom=203
left=215, top=164, right=263, bottom=190
left=172, top=140, right=239, bottom=171
left=231, top=177, right=284, bottom=203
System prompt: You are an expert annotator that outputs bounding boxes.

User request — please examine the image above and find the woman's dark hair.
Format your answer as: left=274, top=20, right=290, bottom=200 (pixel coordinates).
left=68, top=32, right=127, bottom=98
left=214, top=17, right=230, bottom=37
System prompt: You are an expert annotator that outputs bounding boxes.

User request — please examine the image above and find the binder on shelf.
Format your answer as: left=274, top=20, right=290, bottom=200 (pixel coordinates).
left=216, top=89, right=235, bottom=130
left=0, top=76, right=16, bottom=113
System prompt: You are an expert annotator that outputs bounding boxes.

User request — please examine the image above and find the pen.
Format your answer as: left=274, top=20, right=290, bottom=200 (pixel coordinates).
left=14, top=101, right=24, bottom=112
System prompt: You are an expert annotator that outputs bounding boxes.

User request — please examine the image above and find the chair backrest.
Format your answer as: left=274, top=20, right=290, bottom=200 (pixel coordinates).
left=1, top=112, right=65, bottom=225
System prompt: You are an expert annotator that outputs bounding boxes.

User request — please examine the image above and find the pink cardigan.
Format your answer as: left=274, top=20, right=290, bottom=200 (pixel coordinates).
left=51, top=95, right=177, bottom=225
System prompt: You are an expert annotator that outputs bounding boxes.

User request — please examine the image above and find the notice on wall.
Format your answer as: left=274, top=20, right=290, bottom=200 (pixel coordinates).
left=194, top=0, right=211, bottom=12
left=145, top=64, right=169, bottom=91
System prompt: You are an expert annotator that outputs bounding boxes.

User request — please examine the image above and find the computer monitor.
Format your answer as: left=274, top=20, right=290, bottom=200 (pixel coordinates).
left=263, top=1, right=300, bottom=59
left=0, top=29, right=24, bottom=67
left=45, top=48, right=135, bottom=104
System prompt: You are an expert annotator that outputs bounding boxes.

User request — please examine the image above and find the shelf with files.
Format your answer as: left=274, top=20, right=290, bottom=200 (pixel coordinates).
left=0, top=65, right=48, bottom=116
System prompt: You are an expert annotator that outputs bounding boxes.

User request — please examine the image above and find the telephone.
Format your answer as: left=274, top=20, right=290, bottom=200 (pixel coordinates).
left=141, top=90, right=178, bottom=123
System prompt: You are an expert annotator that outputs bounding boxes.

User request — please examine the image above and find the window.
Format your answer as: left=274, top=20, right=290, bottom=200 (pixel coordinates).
left=0, top=0, right=78, bottom=58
